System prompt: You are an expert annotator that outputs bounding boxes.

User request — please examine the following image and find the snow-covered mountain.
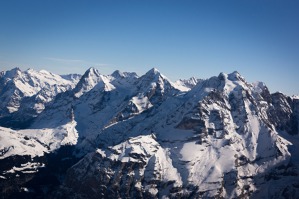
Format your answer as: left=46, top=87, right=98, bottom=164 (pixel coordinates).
left=0, top=67, right=298, bottom=198
left=0, top=68, right=81, bottom=128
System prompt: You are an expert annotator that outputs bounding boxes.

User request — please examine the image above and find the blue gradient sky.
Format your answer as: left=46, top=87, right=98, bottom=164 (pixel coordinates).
left=0, top=0, right=298, bottom=95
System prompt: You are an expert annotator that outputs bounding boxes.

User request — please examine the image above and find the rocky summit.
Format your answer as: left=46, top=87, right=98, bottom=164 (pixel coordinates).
left=0, top=67, right=298, bottom=199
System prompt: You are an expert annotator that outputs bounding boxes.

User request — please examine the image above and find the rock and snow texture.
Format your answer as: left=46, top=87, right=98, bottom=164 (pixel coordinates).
left=0, top=67, right=80, bottom=128
left=59, top=134, right=183, bottom=198
left=0, top=67, right=299, bottom=198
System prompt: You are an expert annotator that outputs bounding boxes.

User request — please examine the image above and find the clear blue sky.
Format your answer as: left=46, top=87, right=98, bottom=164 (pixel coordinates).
left=0, top=0, right=298, bottom=95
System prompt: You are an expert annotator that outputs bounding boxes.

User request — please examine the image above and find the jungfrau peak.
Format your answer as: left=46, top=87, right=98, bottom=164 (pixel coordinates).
left=0, top=67, right=298, bottom=199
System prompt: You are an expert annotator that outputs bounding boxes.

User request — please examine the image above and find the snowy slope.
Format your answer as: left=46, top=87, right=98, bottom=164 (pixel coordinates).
left=0, top=121, right=78, bottom=159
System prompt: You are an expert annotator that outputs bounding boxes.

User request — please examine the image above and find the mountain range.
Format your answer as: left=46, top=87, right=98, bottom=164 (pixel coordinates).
left=0, top=67, right=298, bottom=199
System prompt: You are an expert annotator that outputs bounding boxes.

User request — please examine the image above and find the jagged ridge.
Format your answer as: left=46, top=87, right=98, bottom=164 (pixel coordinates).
left=0, top=67, right=298, bottom=199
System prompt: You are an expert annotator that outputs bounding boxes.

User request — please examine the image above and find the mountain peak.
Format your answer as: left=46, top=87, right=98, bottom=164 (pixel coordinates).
left=227, top=70, right=242, bottom=81
left=83, top=67, right=100, bottom=77
left=111, top=69, right=121, bottom=76
left=141, top=68, right=165, bottom=82
left=11, top=67, right=21, bottom=72
left=73, top=68, right=113, bottom=98
left=146, top=68, right=161, bottom=76
left=252, top=81, right=268, bottom=94
left=4, top=67, right=22, bottom=78
left=111, top=70, right=125, bottom=79
left=111, top=70, right=138, bottom=80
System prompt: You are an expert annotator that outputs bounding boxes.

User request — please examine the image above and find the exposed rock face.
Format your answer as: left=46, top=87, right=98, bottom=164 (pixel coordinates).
left=267, top=92, right=299, bottom=135
left=0, top=67, right=298, bottom=199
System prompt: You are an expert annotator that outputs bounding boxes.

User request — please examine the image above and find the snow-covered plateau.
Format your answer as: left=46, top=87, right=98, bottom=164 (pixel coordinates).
left=0, top=67, right=298, bottom=199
